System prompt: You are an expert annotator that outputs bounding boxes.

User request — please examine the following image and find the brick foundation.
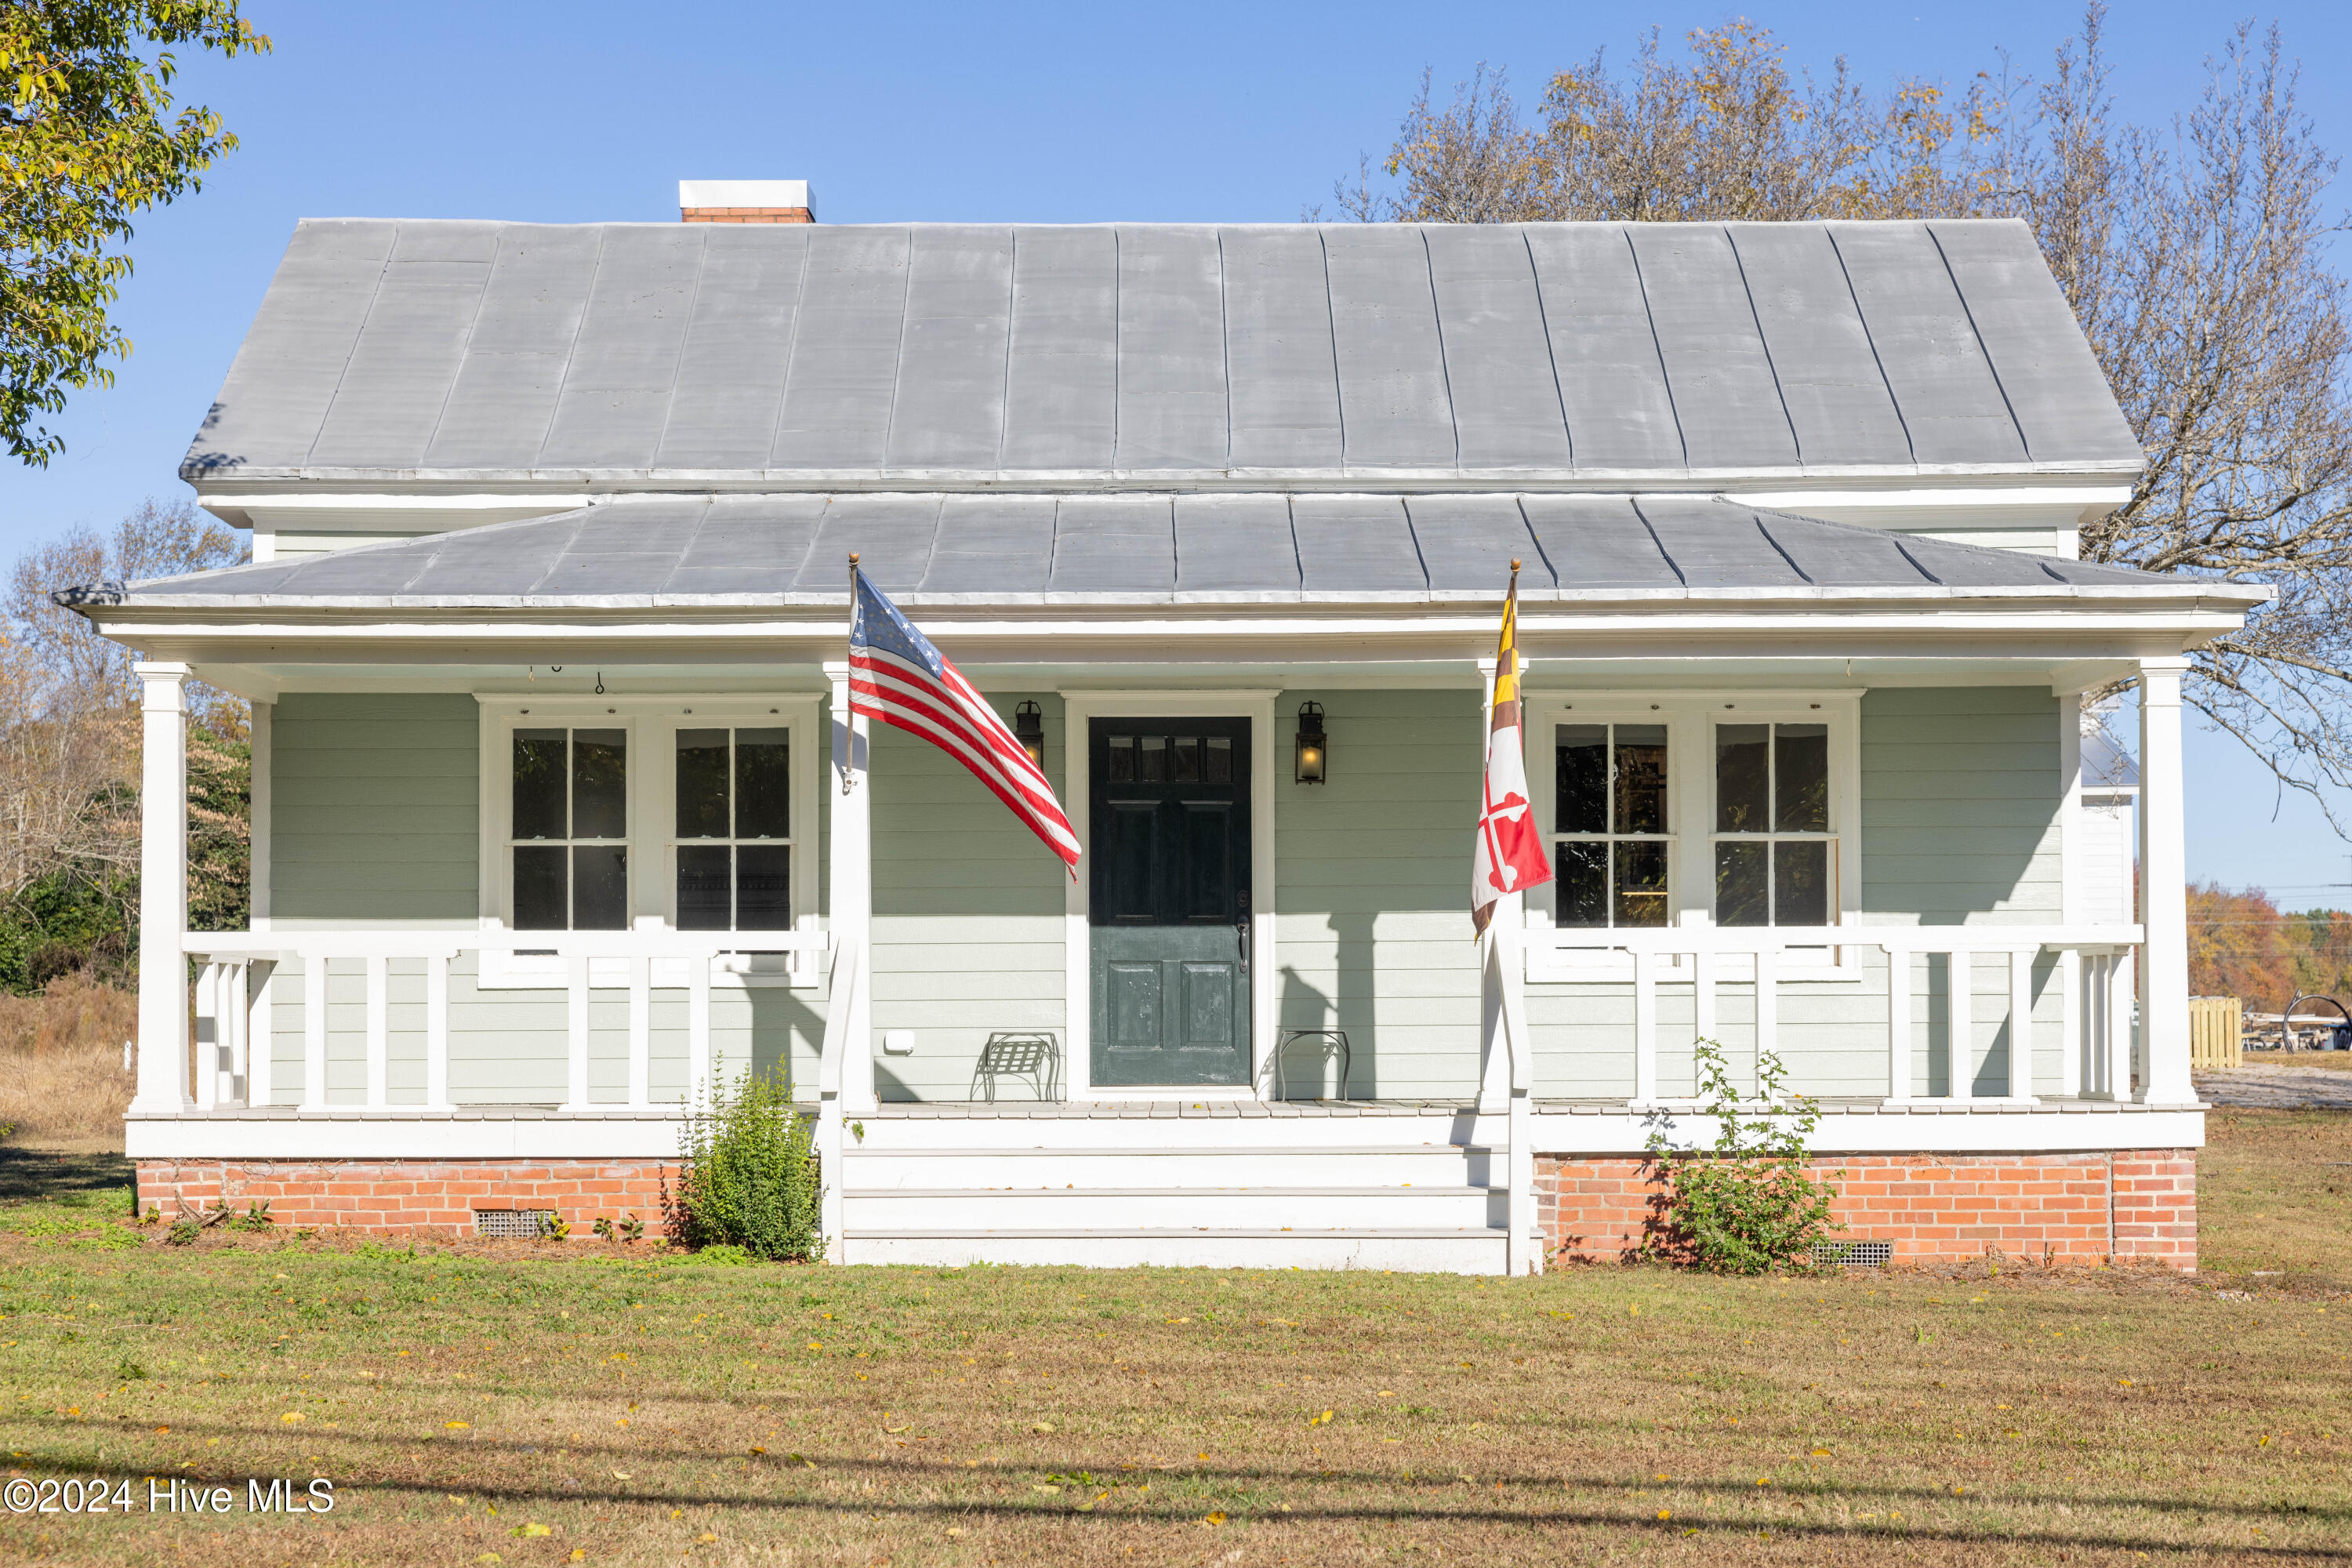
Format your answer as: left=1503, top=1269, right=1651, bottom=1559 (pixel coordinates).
left=1539, top=1149, right=2196, bottom=1270
left=136, top=1160, right=675, bottom=1236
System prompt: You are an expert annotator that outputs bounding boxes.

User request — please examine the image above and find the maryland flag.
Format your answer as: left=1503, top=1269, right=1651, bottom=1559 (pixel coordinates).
left=1472, top=561, right=1553, bottom=935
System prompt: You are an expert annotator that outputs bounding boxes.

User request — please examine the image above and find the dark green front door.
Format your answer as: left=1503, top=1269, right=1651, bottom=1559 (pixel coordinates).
left=1089, top=718, right=1251, bottom=1087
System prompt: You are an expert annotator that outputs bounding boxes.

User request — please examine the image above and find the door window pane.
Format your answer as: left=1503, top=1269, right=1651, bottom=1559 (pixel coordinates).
left=1715, top=724, right=1769, bottom=833
left=572, top=845, right=628, bottom=929
left=513, top=730, right=567, bottom=840
left=1556, top=725, right=1606, bottom=833
left=514, top=845, right=567, bottom=930
left=1203, top=735, right=1233, bottom=782
left=1716, top=841, right=1769, bottom=927
left=1170, top=736, right=1200, bottom=782
left=1616, top=840, right=1671, bottom=927
left=676, top=844, right=731, bottom=930
left=675, top=729, right=730, bottom=838
left=735, top=728, right=790, bottom=837
left=1774, top=840, right=1830, bottom=925
left=1105, top=735, right=1135, bottom=782
left=1774, top=724, right=1829, bottom=832
left=1138, top=735, right=1167, bottom=782
left=737, top=845, right=792, bottom=928
left=1614, top=724, right=1668, bottom=833
left=572, top=729, right=628, bottom=838
left=1556, top=841, right=1606, bottom=927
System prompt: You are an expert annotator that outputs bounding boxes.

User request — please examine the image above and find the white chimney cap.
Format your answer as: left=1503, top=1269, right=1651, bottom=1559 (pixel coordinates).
left=677, top=180, right=812, bottom=210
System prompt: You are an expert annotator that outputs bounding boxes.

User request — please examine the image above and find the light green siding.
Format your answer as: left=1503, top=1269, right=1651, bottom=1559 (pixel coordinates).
left=1275, top=690, right=1484, bottom=1098
left=1528, top=687, right=2067, bottom=1101
left=271, top=693, right=477, bottom=920
left=869, top=694, right=1066, bottom=1102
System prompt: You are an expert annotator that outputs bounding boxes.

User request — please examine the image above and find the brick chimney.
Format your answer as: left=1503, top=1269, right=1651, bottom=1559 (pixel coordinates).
left=678, top=180, right=815, bottom=223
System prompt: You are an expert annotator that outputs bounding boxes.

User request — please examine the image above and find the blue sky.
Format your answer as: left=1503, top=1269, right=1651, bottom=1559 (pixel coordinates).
left=4, top=1, right=2348, bottom=898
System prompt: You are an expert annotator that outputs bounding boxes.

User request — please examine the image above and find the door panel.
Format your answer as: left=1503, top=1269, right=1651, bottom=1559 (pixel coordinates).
left=1090, top=718, right=1251, bottom=1087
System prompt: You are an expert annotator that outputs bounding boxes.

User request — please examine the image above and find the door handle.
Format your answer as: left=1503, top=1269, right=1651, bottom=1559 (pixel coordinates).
left=1236, top=916, right=1250, bottom=973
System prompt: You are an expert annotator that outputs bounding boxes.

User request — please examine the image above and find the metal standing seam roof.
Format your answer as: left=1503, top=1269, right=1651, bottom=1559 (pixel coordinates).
left=182, top=219, right=2144, bottom=485
left=78, top=494, right=2257, bottom=611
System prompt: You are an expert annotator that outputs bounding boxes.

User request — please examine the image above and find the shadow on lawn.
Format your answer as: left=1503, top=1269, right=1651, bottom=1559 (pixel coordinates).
left=0, top=1144, right=134, bottom=1203
left=13, top=1414, right=2350, bottom=1546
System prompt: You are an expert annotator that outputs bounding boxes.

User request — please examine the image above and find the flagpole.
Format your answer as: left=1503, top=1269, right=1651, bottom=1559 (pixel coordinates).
left=842, top=554, right=859, bottom=793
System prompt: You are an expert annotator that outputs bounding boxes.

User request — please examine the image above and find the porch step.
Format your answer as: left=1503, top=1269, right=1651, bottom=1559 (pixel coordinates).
left=842, top=1184, right=1501, bottom=1230
left=844, top=1145, right=1496, bottom=1189
left=837, top=1227, right=1510, bottom=1273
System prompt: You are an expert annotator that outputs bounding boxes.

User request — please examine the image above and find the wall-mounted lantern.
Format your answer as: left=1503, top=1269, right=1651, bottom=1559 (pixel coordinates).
left=1294, top=701, right=1327, bottom=784
left=1013, top=701, right=1046, bottom=769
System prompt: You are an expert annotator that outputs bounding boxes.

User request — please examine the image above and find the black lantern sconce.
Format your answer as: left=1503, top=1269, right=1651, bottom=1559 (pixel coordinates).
left=1013, top=701, right=1046, bottom=769
left=1294, top=701, right=1328, bottom=784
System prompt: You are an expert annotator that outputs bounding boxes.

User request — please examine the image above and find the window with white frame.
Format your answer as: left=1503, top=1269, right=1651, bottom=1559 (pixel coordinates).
left=1538, top=697, right=1853, bottom=940
left=1711, top=722, right=1834, bottom=927
left=673, top=727, right=793, bottom=931
left=510, top=727, right=630, bottom=930
left=482, top=699, right=820, bottom=977
left=1553, top=723, right=1671, bottom=927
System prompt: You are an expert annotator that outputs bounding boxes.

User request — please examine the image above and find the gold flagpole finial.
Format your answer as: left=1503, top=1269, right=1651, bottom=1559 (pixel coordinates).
left=849, top=552, right=861, bottom=568
left=1510, top=557, right=1521, bottom=573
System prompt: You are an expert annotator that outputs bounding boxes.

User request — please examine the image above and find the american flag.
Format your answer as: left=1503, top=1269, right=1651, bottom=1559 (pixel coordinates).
left=848, top=568, right=1080, bottom=870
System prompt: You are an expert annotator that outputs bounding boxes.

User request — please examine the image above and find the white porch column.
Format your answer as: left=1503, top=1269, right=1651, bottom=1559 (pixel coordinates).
left=826, top=665, right=876, bottom=1116
left=133, top=662, right=192, bottom=1115
left=2136, top=658, right=2195, bottom=1105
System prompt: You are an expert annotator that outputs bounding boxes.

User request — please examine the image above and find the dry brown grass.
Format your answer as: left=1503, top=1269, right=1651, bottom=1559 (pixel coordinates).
left=0, top=971, right=132, bottom=1149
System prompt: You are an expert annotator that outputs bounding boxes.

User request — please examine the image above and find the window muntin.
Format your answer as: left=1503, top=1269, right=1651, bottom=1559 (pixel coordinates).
left=1553, top=723, right=1671, bottom=928
left=673, top=727, right=793, bottom=931
left=510, top=728, right=629, bottom=930
left=1713, top=722, right=1834, bottom=927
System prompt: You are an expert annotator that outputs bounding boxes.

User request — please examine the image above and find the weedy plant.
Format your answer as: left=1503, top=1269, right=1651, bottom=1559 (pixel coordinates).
left=1644, top=1038, right=1842, bottom=1275
left=668, top=1068, right=822, bottom=1261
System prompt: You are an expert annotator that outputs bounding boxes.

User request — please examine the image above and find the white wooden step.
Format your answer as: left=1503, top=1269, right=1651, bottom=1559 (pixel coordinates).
left=843, top=1145, right=1497, bottom=1189
left=839, top=1227, right=1509, bottom=1274
left=841, top=1185, right=1499, bottom=1229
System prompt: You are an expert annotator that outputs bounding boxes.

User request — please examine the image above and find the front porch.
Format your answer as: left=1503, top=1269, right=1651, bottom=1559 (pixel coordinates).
left=95, top=500, right=2226, bottom=1275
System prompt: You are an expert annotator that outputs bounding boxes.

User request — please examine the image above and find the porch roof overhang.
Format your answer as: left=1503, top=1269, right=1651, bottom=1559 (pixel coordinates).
left=65, top=492, right=2267, bottom=617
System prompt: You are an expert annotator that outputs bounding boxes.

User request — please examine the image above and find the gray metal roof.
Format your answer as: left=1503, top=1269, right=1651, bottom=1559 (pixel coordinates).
left=86, top=493, right=2239, bottom=611
left=182, top=219, right=2143, bottom=485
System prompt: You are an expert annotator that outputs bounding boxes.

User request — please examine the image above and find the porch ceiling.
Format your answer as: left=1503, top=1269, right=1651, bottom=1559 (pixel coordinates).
left=62, top=492, right=2259, bottom=612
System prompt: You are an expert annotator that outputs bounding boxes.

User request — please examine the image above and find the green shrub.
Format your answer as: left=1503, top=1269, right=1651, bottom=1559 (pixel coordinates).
left=1644, top=1039, right=1842, bottom=1275
left=668, top=1069, right=822, bottom=1261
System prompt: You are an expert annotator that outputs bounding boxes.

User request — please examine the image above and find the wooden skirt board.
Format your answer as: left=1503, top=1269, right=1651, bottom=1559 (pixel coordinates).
left=1088, top=717, right=1252, bottom=1087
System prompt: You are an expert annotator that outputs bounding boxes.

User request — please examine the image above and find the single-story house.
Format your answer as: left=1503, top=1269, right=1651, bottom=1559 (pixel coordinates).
left=72, top=180, right=2259, bottom=1272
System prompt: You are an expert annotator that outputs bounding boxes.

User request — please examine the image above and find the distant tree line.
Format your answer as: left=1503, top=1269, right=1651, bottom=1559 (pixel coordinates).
left=1, top=498, right=247, bottom=993
left=2188, top=883, right=2352, bottom=1011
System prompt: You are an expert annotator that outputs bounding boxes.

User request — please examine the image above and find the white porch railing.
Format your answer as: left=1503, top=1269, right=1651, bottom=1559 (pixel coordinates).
left=180, top=930, right=831, bottom=1113
left=1525, top=924, right=2143, bottom=1105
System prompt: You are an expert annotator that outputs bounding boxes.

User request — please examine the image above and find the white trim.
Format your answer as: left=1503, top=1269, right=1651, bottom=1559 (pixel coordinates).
left=133, top=662, right=193, bottom=1115
left=120, top=1099, right=2207, bottom=1163
left=471, top=693, right=822, bottom=988
left=1058, top=690, right=1279, bottom=1101
left=248, top=700, right=272, bottom=927
left=1523, top=688, right=1865, bottom=980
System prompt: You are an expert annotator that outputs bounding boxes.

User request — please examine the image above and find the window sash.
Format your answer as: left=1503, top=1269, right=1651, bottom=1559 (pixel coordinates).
left=507, top=727, right=630, bottom=931
left=1553, top=721, right=1674, bottom=929
left=670, top=725, right=796, bottom=932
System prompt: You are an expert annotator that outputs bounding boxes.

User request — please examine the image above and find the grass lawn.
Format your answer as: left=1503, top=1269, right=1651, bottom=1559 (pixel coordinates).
left=1, top=1115, right=2347, bottom=1566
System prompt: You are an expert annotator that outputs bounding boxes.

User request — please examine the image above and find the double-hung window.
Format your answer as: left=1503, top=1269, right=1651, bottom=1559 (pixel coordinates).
left=1553, top=724, right=1671, bottom=928
left=1712, top=722, right=1833, bottom=927
left=511, top=728, right=629, bottom=930
left=1534, top=698, right=1854, bottom=963
left=673, top=728, right=793, bottom=931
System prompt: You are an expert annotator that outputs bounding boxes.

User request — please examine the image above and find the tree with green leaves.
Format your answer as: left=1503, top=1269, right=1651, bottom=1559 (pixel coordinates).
left=1, top=0, right=269, bottom=465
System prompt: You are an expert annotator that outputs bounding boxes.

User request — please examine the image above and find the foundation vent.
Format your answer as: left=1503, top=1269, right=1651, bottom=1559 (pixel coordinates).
left=1814, top=1239, right=1894, bottom=1269
left=474, top=1210, right=557, bottom=1240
